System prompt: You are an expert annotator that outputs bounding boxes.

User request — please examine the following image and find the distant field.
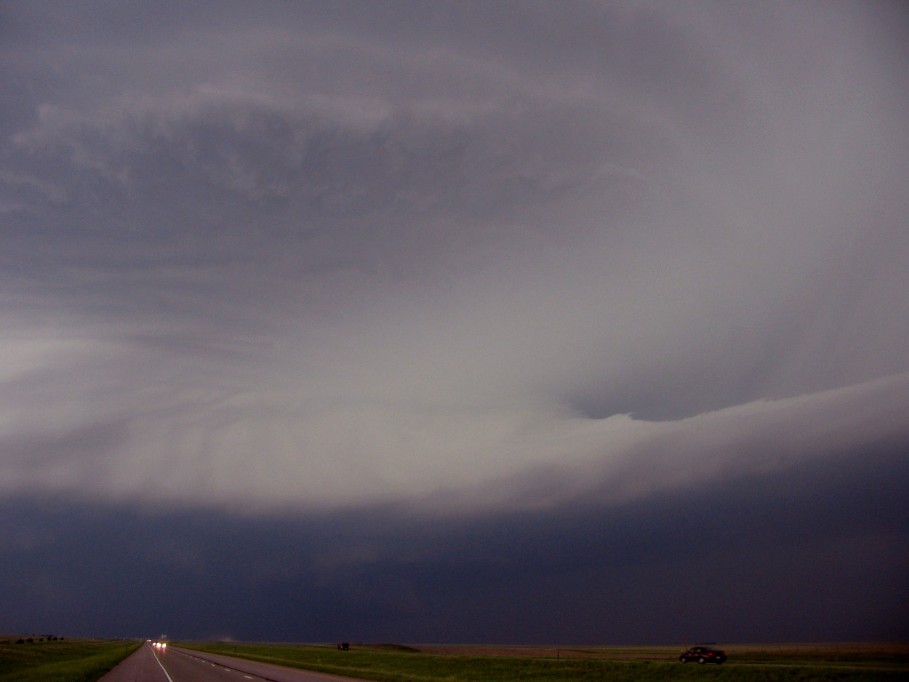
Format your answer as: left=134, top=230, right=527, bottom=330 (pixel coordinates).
left=0, top=637, right=139, bottom=682
left=182, top=641, right=909, bottom=681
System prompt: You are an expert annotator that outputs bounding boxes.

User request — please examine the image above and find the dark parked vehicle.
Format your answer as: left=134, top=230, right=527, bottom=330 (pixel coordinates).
left=679, top=646, right=726, bottom=664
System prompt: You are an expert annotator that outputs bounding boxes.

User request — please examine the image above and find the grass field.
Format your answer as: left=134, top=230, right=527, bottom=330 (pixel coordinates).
left=0, top=637, right=139, bottom=681
left=182, top=641, right=909, bottom=681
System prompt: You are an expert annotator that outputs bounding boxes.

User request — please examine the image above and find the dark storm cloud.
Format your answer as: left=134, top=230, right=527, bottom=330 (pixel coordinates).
left=2, top=436, right=907, bottom=642
left=2, top=0, right=908, bottom=642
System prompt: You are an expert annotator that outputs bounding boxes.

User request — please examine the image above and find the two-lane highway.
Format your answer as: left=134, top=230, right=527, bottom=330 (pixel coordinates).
left=101, top=641, right=365, bottom=682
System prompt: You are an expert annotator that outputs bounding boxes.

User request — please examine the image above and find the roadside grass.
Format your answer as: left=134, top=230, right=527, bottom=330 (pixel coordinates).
left=181, top=641, right=909, bottom=681
left=0, top=638, right=139, bottom=681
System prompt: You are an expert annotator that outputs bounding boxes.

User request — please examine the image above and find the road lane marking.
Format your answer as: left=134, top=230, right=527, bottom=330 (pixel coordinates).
left=150, top=646, right=175, bottom=682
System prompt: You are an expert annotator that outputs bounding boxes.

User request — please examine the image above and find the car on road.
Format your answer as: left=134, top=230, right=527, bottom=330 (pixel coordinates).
left=679, top=646, right=726, bottom=664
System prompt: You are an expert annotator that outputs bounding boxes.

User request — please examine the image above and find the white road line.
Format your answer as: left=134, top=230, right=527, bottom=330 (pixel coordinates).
left=150, top=646, right=176, bottom=682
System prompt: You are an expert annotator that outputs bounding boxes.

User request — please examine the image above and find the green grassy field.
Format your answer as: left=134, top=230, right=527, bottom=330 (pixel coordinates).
left=0, top=637, right=139, bottom=682
left=181, top=641, right=909, bottom=681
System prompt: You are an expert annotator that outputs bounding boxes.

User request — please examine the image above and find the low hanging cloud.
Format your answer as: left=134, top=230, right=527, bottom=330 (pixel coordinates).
left=2, top=305, right=907, bottom=514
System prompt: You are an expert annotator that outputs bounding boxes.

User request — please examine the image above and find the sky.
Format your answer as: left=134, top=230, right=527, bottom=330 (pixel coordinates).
left=1, top=0, right=908, bottom=644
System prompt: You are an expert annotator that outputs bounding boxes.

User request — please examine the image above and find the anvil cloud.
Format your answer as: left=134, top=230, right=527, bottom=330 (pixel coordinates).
left=1, top=1, right=907, bottom=643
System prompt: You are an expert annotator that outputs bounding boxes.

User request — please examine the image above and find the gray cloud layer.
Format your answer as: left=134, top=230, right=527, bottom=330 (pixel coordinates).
left=3, top=435, right=908, bottom=642
left=1, top=1, right=908, bottom=641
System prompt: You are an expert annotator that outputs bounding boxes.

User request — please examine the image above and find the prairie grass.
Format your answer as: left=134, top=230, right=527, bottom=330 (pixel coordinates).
left=182, top=641, right=909, bottom=681
left=0, top=638, right=139, bottom=681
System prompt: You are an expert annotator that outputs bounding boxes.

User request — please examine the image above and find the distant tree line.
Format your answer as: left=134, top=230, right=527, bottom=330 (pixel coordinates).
left=14, top=635, right=64, bottom=644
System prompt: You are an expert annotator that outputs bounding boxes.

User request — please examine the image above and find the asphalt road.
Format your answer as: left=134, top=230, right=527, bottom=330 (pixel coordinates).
left=101, top=642, right=366, bottom=682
